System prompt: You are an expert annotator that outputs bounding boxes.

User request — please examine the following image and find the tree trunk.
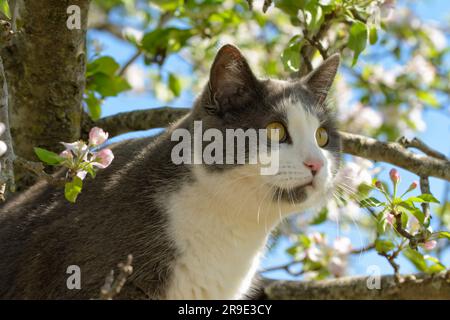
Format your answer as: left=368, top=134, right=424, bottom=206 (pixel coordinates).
left=1, top=0, right=89, bottom=188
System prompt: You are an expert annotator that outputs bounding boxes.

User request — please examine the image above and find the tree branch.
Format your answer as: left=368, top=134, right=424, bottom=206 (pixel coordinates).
left=82, top=107, right=190, bottom=138
left=83, top=107, right=450, bottom=182
left=341, top=132, right=450, bottom=181
left=397, top=136, right=447, bottom=160
left=261, top=271, right=450, bottom=299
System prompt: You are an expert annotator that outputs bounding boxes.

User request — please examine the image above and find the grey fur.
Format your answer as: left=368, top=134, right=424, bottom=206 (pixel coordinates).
left=0, top=45, right=341, bottom=299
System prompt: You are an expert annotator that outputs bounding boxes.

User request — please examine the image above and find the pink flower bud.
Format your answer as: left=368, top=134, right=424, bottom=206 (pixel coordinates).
left=374, top=180, right=383, bottom=189
left=89, top=127, right=109, bottom=146
left=422, top=240, right=437, bottom=251
left=386, top=213, right=395, bottom=226
left=310, top=232, right=324, bottom=245
left=59, top=150, right=73, bottom=159
left=389, top=168, right=400, bottom=184
left=92, top=148, right=114, bottom=169
left=407, top=181, right=418, bottom=192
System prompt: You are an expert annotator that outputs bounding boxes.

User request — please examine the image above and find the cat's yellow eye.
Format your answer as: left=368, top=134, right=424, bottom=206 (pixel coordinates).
left=315, top=127, right=329, bottom=147
left=266, top=122, right=287, bottom=143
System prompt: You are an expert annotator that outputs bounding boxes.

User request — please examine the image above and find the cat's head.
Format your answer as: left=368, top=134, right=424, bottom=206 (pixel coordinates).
left=190, top=44, right=341, bottom=213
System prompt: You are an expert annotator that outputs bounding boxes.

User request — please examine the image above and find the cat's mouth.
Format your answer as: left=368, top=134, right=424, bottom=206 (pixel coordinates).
left=271, top=180, right=314, bottom=203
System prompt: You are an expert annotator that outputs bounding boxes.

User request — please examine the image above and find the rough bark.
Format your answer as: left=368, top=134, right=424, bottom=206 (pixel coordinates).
left=262, top=271, right=450, bottom=299
left=341, top=132, right=450, bottom=181
left=0, top=56, right=14, bottom=195
left=81, top=107, right=190, bottom=138
left=83, top=107, right=450, bottom=182
left=1, top=0, right=89, bottom=186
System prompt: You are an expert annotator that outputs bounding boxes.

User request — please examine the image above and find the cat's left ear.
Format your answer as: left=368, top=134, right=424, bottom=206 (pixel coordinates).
left=303, top=53, right=340, bottom=105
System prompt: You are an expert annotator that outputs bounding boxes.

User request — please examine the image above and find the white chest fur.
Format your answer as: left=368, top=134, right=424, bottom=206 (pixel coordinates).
left=163, top=166, right=282, bottom=300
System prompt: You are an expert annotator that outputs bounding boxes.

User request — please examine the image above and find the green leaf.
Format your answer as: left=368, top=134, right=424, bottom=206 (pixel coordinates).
left=0, top=0, right=10, bottom=18
left=305, top=1, right=323, bottom=31
left=34, top=147, right=64, bottom=166
left=87, top=56, right=120, bottom=77
left=141, top=28, right=192, bottom=57
left=348, top=21, right=368, bottom=66
left=417, top=91, right=439, bottom=108
left=64, top=177, right=83, bottom=203
left=168, top=73, right=182, bottom=97
left=81, top=162, right=97, bottom=179
left=417, top=194, right=440, bottom=203
left=298, top=234, right=312, bottom=248
left=151, top=0, right=181, bottom=11
left=377, top=216, right=388, bottom=234
left=360, top=197, right=383, bottom=208
left=403, top=248, right=427, bottom=272
left=375, top=239, right=395, bottom=253
left=85, top=93, right=102, bottom=120
left=275, top=0, right=306, bottom=16
left=311, top=207, right=328, bottom=225
left=410, top=208, right=425, bottom=225
left=369, top=26, right=378, bottom=45
left=281, top=36, right=302, bottom=72
left=424, top=255, right=446, bottom=273
left=400, top=211, right=409, bottom=228
left=437, top=231, right=450, bottom=239
left=286, top=245, right=300, bottom=256
left=88, top=73, right=131, bottom=97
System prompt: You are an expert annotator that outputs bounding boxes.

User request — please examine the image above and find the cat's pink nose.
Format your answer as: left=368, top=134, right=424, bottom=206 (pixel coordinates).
left=304, top=159, right=323, bottom=175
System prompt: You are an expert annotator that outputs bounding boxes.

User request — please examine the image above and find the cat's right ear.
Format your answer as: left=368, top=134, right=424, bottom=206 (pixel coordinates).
left=303, top=53, right=340, bottom=106
left=206, top=44, right=259, bottom=114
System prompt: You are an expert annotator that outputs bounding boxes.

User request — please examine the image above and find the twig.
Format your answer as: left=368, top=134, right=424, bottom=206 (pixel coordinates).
left=14, top=157, right=65, bottom=187
left=436, top=181, right=449, bottom=259
left=419, top=176, right=431, bottom=224
left=393, top=212, right=415, bottom=242
left=118, top=50, right=141, bottom=77
left=99, top=255, right=133, bottom=300
left=349, top=243, right=375, bottom=254
left=378, top=240, right=405, bottom=283
left=397, top=136, right=447, bottom=161
left=262, top=0, right=273, bottom=13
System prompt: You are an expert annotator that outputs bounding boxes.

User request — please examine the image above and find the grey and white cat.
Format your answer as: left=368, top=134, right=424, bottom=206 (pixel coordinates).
left=0, top=44, right=341, bottom=299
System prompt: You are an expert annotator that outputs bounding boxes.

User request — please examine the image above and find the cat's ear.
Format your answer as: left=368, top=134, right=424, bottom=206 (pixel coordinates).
left=207, top=44, right=258, bottom=114
left=303, top=53, right=340, bottom=105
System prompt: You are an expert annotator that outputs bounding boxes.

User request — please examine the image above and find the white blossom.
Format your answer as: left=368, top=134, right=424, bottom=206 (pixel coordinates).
left=125, top=64, right=146, bottom=93
left=328, top=256, right=347, bottom=277
left=406, top=55, right=436, bottom=85
left=122, top=27, right=144, bottom=43
left=336, top=157, right=374, bottom=191
left=333, top=237, right=353, bottom=255
left=423, top=25, right=447, bottom=51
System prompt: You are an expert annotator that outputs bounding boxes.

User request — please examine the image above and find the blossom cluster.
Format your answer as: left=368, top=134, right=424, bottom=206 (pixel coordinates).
left=34, top=127, right=114, bottom=202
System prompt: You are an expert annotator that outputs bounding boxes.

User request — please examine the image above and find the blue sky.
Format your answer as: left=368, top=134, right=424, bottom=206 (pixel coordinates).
left=89, top=0, right=450, bottom=280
